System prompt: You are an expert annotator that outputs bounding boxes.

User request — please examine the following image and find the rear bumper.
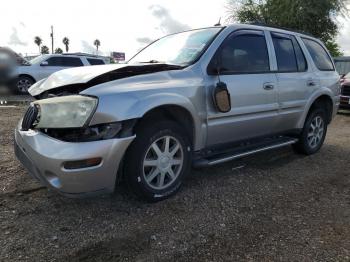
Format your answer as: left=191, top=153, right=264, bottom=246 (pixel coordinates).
left=14, top=123, right=135, bottom=197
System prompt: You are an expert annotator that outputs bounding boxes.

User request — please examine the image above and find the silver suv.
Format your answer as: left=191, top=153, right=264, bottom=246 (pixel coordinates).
left=15, top=24, right=340, bottom=201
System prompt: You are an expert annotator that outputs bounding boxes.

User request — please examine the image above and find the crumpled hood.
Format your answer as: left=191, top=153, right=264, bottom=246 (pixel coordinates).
left=28, top=63, right=182, bottom=97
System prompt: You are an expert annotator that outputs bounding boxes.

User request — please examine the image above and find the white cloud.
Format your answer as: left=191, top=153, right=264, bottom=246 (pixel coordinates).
left=8, top=27, right=27, bottom=46
left=337, top=16, right=350, bottom=55
left=136, top=37, right=154, bottom=45
left=81, top=40, right=101, bottom=55
left=149, top=5, right=191, bottom=34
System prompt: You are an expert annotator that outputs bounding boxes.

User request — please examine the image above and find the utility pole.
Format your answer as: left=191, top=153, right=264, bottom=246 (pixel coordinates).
left=50, top=25, right=54, bottom=54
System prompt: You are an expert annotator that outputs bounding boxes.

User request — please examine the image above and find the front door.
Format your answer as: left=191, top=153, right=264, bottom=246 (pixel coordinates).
left=206, top=30, right=279, bottom=147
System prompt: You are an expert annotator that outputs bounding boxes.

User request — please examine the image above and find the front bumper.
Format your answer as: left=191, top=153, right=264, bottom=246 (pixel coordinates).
left=14, top=123, right=135, bottom=197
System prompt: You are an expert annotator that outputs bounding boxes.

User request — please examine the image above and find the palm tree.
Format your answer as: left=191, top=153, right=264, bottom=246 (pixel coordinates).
left=34, top=36, right=42, bottom=53
left=62, top=37, right=69, bottom=52
left=41, top=45, right=50, bottom=54
left=55, top=47, right=63, bottom=54
left=93, top=39, right=101, bottom=54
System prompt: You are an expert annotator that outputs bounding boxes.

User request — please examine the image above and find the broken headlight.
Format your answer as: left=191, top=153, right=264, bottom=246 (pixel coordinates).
left=43, top=122, right=122, bottom=142
left=34, top=95, right=98, bottom=129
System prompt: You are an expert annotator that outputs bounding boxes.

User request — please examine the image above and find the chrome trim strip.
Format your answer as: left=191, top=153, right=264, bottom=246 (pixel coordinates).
left=208, top=139, right=298, bottom=166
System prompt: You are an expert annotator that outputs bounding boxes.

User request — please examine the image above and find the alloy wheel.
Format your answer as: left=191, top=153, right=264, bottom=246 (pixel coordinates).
left=17, top=79, right=32, bottom=93
left=143, top=135, right=184, bottom=190
left=307, top=116, right=324, bottom=149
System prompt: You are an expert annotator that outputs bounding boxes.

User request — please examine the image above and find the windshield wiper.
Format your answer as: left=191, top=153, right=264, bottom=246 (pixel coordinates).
left=139, top=60, right=164, bottom=64
left=138, top=60, right=185, bottom=69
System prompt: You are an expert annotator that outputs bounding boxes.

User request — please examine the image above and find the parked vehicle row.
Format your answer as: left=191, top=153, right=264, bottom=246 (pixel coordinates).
left=13, top=53, right=108, bottom=94
left=15, top=24, right=340, bottom=201
left=339, top=73, right=350, bottom=109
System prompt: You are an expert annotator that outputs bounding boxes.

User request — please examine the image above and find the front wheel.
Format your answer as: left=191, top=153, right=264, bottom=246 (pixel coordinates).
left=15, top=76, right=34, bottom=94
left=293, top=108, right=328, bottom=155
left=124, top=120, right=191, bottom=202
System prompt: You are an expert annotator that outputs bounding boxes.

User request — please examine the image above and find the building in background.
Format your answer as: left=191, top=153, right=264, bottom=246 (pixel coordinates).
left=334, top=57, right=350, bottom=76
left=111, top=52, right=126, bottom=63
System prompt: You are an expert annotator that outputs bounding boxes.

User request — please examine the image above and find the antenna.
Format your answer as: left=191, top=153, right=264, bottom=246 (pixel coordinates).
left=214, top=17, right=221, bottom=26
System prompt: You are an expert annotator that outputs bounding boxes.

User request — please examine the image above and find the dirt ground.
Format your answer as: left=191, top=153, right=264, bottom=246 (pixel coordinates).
left=0, top=106, right=350, bottom=262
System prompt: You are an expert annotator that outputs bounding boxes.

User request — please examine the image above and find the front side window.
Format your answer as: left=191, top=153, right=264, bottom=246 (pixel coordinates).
left=129, top=27, right=222, bottom=66
left=217, top=33, right=270, bottom=73
left=302, top=38, right=334, bottom=71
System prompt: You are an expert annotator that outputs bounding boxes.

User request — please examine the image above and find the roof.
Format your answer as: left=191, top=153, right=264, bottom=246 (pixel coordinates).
left=246, top=22, right=314, bottom=37
left=334, top=56, right=350, bottom=62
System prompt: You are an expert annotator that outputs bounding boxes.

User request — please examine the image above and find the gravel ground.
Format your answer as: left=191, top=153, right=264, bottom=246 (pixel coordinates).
left=1, top=106, right=350, bottom=262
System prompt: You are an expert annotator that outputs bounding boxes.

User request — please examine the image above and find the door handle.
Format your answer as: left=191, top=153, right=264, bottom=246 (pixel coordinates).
left=307, top=80, right=316, bottom=87
left=263, top=83, right=275, bottom=90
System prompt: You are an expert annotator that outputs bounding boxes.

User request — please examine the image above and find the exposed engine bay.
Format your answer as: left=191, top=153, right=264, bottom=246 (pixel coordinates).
left=33, top=63, right=183, bottom=99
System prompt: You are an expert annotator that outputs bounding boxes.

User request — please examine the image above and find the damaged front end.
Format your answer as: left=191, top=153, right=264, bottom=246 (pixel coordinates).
left=22, top=95, right=137, bottom=142
left=29, top=63, right=183, bottom=99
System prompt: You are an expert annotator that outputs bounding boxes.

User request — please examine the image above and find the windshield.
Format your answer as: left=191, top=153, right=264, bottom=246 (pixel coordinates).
left=29, top=55, right=47, bottom=65
left=129, top=27, right=222, bottom=66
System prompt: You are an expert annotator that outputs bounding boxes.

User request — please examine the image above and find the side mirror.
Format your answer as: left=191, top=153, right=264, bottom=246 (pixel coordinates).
left=213, top=82, right=231, bottom=113
left=40, top=61, right=48, bottom=66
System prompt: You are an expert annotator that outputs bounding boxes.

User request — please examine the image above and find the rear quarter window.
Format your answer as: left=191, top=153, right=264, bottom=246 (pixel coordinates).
left=302, top=38, right=334, bottom=71
left=87, top=58, right=105, bottom=65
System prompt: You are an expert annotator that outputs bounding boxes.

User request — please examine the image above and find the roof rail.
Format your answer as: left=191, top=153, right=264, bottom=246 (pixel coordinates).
left=62, top=52, right=102, bottom=58
left=247, top=22, right=315, bottom=37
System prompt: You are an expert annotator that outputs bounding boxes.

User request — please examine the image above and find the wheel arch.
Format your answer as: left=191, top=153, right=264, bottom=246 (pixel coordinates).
left=135, top=104, right=197, bottom=149
left=17, top=74, right=37, bottom=83
left=299, top=92, right=334, bottom=128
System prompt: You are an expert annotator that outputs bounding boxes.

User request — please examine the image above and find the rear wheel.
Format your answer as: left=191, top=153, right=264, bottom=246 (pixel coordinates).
left=124, top=120, right=191, bottom=202
left=293, top=108, right=327, bottom=155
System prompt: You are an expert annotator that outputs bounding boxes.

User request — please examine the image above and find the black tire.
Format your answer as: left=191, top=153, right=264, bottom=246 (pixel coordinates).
left=14, top=76, right=34, bottom=94
left=124, top=120, right=192, bottom=202
left=293, top=108, right=328, bottom=155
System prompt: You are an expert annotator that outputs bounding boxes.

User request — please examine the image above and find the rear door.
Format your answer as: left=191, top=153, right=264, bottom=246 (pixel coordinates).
left=268, top=32, right=311, bottom=132
left=206, top=29, right=279, bottom=146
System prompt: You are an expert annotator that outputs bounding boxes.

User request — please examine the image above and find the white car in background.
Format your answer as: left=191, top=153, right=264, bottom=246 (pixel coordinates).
left=14, top=54, right=109, bottom=94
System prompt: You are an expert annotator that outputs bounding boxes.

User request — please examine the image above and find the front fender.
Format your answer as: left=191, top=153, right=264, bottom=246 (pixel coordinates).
left=89, top=92, right=204, bottom=150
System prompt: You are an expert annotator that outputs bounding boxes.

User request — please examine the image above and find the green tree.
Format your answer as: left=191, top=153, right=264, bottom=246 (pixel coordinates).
left=62, top=37, right=69, bottom=52
left=94, top=39, right=101, bottom=53
left=55, top=47, right=63, bottom=54
left=34, top=36, right=42, bottom=53
left=41, top=45, right=50, bottom=54
left=227, top=0, right=348, bottom=56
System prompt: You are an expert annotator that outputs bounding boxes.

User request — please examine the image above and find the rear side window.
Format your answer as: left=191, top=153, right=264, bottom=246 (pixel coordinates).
left=272, top=33, right=307, bottom=72
left=218, top=33, right=270, bottom=73
left=302, top=38, right=334, bottom=71
left=87, top=58, right=105, bottom=65
left=272, top=36, right=297, bottom=72
left=61, top=57, right=84, bottom=67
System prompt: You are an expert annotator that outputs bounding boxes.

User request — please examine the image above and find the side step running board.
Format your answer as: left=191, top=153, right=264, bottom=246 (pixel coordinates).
left=193, top=137, right=298, bottom=168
